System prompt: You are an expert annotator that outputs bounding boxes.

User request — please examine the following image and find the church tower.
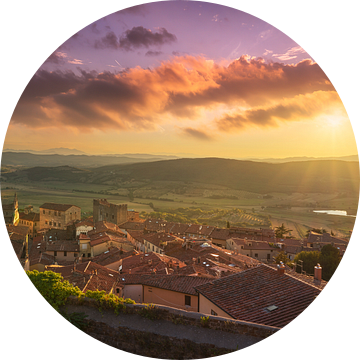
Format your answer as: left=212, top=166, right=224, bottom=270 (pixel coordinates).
left=12, top=193, right=19, bottom=226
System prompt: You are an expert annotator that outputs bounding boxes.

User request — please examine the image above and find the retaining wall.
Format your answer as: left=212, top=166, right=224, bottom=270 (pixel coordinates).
left=63, top=296, right=279, bottom=358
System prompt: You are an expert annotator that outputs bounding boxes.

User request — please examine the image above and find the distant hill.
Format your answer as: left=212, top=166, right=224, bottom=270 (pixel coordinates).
left=0, top=152, right=174, bottom=168
left=94, top=158, right=359, bottom=194
left=246, top=155, right=359, bottom=163
left=4, top=147, right=86, bottom=155
left=2, top=157, right=359, bottom=195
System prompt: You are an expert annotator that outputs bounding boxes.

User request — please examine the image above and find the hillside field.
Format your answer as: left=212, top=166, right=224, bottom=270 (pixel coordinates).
left=1, top=178, right=356, bottom=239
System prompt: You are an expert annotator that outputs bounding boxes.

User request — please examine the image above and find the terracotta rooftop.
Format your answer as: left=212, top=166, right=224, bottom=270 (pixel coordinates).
left=118, top=221, right=145, bottom=231
left=88, top=221, right=126, bottom=237
left=210, top=228, right=231, bottom=240
left=185, top=224, right=214, bottom=236
left=167, top=222, right=191, bottom=235
left=39, top=203, right=80, bottom=211
left=7, top=224, right=29, bottom=237
left=19, top=212, right=40, bottom=222
left=89, top=231, right=130, bottom=247
left=75, top=219, right=94, bottom=228
left=119, top=273, right=211, bottom=296
left=144, top=218, right=168, bottom=232
left=47, top=261, right=122, bottom=293
left=91, top=248, right=134, bottom=267
left=194, top=264, right=322, bottom=328
left=307, top=231, right=348, bottom=245
left=46, top=240, right=80, bottom=252
left=121, top=252, right=186, bottom=275
left=143, top=232, right=183, bottom=248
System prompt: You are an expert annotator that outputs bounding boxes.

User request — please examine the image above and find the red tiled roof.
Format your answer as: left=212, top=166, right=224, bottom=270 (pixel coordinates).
left=89, top=231, right=128, bottom=247
left=47, top=261, right=122, bottom=293
left=119, top=221, right=145, bottom=231
left=168, top=222, right=191, bottom=235
left=144, top=218, right=168, bottom=232
left=210, top=228, right=231, bottom=240
left=91, top=248, right=133, bottom=267
left=46, top=240, right=79, bottom=252
left=120, top=274, right=211, bottom=295
left=121, top=252, right=186, bottom=274
left=88, top=221, right=126, bottom=237
left=76, top=219, right=94, bottom=228
left=143, top=232, right=183, bottom=247
left=39, top=203, right=80, bottom=211
left=194, top=264, right=321, bottom=328
left=19, top=212, right=40, bottom=222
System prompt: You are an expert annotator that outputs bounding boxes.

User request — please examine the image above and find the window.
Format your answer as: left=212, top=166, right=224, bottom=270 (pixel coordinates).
left=64, top=251, right=67, bottom=256
left=54, top=251, right=57, bottom=256
left=58, top=223, right=61, bottom=227
left=211, top=310, right=218, bottom=316
left=45, top=221, right=48, bottom=225
left=49, top=222, right=52, bottom=226
left=74, top=253, right=78, bottom=257
left=255, top=253, right=258, bottom=258
left=112, top=215, right=114, bottom=220
left=185, top=295, right=191, bottom=306
left=43, top=210, right=45, bottom=214
left=54, top=222, right=56, bottom=227
left=49, top=211, right=51, bottom=215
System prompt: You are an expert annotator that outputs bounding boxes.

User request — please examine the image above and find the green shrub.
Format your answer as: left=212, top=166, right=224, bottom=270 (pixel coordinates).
left=26, top=270, right=82, bottom=310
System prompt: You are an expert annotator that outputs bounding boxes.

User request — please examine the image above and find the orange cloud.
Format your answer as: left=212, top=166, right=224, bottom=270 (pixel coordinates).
left=10, top=55, right=335, bottom=133
left=216, top=91, right=345, bottom=131
left=180, top=127, right=214, bottom=141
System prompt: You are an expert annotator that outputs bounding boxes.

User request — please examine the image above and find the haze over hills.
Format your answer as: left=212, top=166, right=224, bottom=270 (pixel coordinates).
left=2, top=157, right=359, bottom=195
left=1, top=152, right=177, bottom=168
left=3, top=147, right=87, bottom=155
left=244, top=155, right=359, bottom=163
left=1, top=148, right=358, bottom=169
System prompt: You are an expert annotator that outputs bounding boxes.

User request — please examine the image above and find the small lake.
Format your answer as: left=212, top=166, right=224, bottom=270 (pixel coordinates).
left=313, top=210, right=356, bottom=217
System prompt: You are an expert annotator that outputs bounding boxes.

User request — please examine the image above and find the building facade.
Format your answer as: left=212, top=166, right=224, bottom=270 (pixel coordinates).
left=93, top=199, right=128, bottom=225
left=19, top=206, right=40, bottom=236
left=39, top=203, right=81, bottom=230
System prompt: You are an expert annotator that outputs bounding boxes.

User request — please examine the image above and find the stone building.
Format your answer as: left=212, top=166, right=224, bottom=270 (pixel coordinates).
left=39, top=203, right=81, bottom=230
left=19, top=206, right=40, bottom=236
left=2, top=193, right=19, bottom=226
left=93, top=199, right=128, bottom=225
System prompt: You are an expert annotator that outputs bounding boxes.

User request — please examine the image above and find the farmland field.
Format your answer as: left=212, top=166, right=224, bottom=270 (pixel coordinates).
left=1, top=178, right=356, bottom=239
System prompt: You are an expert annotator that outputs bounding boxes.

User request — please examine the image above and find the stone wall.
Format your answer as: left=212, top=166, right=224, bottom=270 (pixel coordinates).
left=65, top=296, right=279, bottom=351
left=84, top=319, right=232, bottom=359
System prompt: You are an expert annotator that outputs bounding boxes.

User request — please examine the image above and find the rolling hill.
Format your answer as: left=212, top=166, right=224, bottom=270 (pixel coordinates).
left=1, top=152, right=174, bottom=168
left=2, top=158, right=359, bottom=195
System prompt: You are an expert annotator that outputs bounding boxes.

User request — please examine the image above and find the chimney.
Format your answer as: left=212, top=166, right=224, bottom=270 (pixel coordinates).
left=314, top=263, right=322, bottom=284
left=277, top=261, right=285, bottom=275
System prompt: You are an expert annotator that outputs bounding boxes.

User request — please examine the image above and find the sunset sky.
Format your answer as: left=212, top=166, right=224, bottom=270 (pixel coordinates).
left=3, top=1, right=357, bottom=158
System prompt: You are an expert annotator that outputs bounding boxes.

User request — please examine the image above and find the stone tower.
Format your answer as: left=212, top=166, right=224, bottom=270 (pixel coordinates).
left=13, top=193, right=19, bottom=225
left=93, top=199, right=128, bottom=225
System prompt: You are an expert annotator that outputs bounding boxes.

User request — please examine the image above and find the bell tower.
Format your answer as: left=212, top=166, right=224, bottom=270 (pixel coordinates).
left=13, top=193, right=19, bottom=226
